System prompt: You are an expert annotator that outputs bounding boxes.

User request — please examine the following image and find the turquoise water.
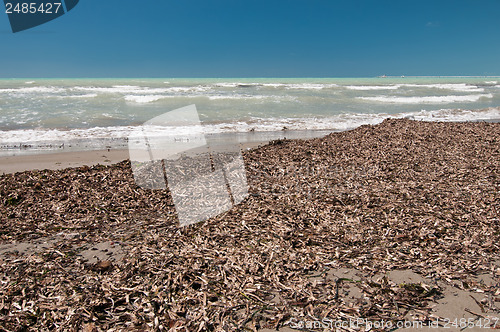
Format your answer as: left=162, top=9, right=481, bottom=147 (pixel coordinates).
left=0, top=77, right=499, bottom=152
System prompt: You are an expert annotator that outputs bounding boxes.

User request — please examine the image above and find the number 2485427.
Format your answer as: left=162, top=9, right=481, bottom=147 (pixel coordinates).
left=5, top=2, right=62, bottom=14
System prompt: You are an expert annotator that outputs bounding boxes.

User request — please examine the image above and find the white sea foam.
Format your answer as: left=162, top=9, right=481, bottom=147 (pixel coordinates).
left=287, top=83, right=338, bottom=90
left=213, top=83, right=236, bottom=88
left=123, top=94, right=277, bottom=102
left=214, top=82, right=262, bottom=88
left=72, top=85, right=210, bottom=95
left=121, top=93, right=297, bottom=102
left=279, top=83, right=338, bottom=90
left=358, top=94, right=493, bottom=104
left=166, top=86, right=209, bottom=93
left=113, top=85, right=141, bottom=89
left=214, top=82, right=484, bottom=91
left=0, top=86, right=65, bottom=94
left=344, top=85, right=401, bottom=90
left=124, top=95, right=165, bottom=103
left=1, top=108, right=497, bottom=146
left=58, top=93, right=98, bottom=99
left=73, top=86, right=167, bottom=94
left=214, top=82, right=338, bottom=90
left=0, top=127, right=129, bottom=144
left=208, top=95, right=265, bottom=100
left=208, top=95, right=252, bottom=100
left=207, top=94, right=298, bottom=101
left=400, top=83, right=484, bottom=92
left=405, top=108, right=500, bottom=122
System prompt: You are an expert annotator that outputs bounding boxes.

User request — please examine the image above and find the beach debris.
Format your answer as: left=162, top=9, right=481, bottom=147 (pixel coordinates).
left=92, top=260, right=113, bottom=272
left=0, top=119, right=498, bottom=330
left=128, top=104, right=248, bottom=227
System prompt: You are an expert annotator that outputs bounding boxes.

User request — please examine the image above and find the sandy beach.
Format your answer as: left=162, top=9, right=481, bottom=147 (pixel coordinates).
left=0, top=130, right=332, bottom=174
left=0, top=149, right=130, bottom=174
left=0, top=119, right=499, bottom=331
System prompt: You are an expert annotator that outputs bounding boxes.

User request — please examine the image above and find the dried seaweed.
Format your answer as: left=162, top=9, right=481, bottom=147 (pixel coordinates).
left=0, top=119, right=499, bottom=331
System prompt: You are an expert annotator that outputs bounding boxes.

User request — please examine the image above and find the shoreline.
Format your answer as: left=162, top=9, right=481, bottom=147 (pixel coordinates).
left=0, top=149, right=130, bottom=174
left=0, top=129, right=333, bottom=174
left=1, top=118, right=499, bottom=174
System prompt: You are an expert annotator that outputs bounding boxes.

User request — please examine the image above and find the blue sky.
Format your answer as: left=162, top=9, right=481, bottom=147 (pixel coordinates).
left=1, top=0, right=499, bottom=77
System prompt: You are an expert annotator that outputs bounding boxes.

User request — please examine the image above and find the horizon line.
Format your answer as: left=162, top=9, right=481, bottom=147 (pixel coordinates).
left=1, top=75, right=500, bottom=80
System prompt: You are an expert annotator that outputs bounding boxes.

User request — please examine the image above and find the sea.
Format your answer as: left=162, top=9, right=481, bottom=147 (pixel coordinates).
left=0, top=77, right=499, bottom=155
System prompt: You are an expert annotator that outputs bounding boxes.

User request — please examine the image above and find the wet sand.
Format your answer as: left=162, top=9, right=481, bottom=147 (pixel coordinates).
left=0, top=149, right=130, bottom=174
left=0, top=143, right=270, bottom=174
left=0, top=129, right=333, bottom=174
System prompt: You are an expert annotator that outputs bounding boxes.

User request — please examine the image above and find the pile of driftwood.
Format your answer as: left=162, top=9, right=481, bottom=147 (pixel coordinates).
left=0, top=119, right=498, bottom=330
